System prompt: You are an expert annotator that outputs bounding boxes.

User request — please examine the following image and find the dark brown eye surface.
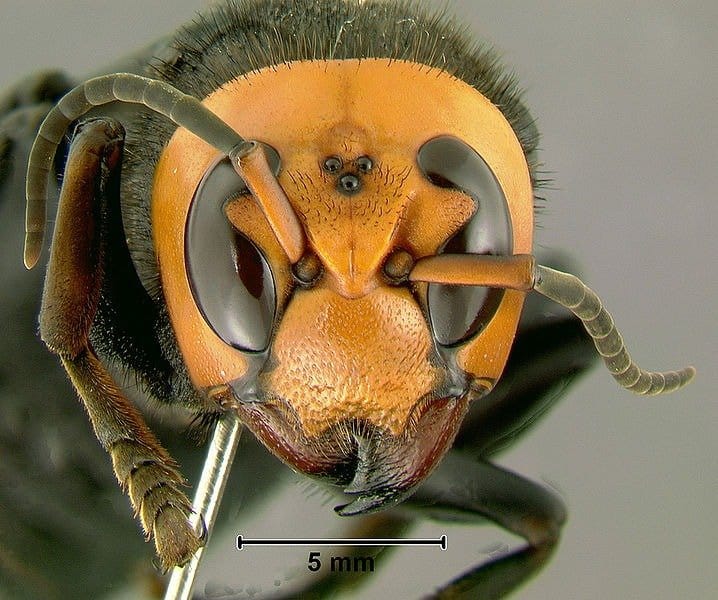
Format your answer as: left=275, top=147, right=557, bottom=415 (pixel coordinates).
left=418, top=136, right=513, bottom=346
left=355, top=155, right=373, bottom=173
left=338, top=173, right=361, bottom=194
left=323, top=156, right=342, bottom=173
left=185, top=145, right=280, bottom=352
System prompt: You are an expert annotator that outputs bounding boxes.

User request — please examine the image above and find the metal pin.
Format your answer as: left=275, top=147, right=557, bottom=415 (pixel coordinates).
left=163, top=412, right=243, bottom=600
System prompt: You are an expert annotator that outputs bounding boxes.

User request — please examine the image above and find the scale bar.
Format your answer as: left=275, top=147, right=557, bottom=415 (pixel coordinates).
left=236, top=534, right=447, bottom=551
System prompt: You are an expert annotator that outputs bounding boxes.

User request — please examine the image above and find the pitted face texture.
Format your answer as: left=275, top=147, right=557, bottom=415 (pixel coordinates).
left=263, top=287, right=441, bottom=437
left=153, top=59, right=532, bottom=446
left=114, top=0, right=542, bottom=424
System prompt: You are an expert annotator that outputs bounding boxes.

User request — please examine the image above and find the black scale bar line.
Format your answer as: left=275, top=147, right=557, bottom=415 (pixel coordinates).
left=236, top=534, right=447, bottom=551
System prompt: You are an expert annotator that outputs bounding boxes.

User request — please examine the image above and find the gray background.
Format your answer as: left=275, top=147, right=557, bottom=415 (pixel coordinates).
left=1, top=1, right=715, bottom=599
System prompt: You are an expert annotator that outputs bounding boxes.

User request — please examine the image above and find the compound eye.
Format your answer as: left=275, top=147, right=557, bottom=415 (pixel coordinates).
left=418, top=136, right=513, bottom=346
left=185, top=144, right=280, bottom=352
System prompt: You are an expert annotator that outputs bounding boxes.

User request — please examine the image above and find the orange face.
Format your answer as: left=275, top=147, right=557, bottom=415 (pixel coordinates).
left=153, top=59, right=533, bottom=510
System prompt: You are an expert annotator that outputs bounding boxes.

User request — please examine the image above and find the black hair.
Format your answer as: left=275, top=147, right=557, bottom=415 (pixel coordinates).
left=102, top=0, right=541, bottom=411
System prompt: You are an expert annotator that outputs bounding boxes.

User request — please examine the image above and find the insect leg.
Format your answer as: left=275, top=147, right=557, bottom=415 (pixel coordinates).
left=533, top=265, right=695, bottom=393
left=0, top=71, right=72, bottom=197
left=455, top=293, right=597, bottom=458
left=0, top=133, right=11, bottom=188
left=0, top=70, right=71, bottom=116
left=408, top=453, right=566, bottom=600
left=164, top=412, right=242, bottom=600
left=39, top=117, right=202, bottom=571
